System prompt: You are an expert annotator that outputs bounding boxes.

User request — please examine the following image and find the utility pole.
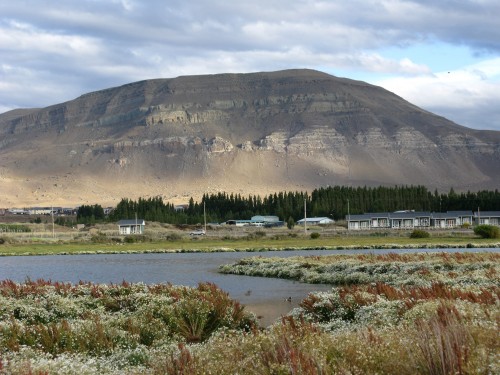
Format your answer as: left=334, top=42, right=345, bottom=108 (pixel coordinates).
left=304, top=198, right=307, bottom=235
left=51, top=206, right=55, bottom=238
left=204, top=201, right=207, bottom=233
left=347, top=198, right=350, bottom=232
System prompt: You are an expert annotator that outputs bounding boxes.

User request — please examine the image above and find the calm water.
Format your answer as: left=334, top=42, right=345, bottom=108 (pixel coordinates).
left=1, top=248, right=497, bottom=325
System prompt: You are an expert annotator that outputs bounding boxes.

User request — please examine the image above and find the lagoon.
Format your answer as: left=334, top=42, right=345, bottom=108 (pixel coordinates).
left=1, top=247, right=497, bottom=325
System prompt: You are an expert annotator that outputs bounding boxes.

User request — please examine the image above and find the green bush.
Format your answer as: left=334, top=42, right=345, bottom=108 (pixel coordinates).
left=166, top=233, right=182, bottom=241
left=310, top=232, right=320, bottom=239
left=410, top=230, right=430, bottom=239
left=124, top=235, right=137, bottom=243
left=91, top=233, right=110, bottom=243
left=255, top=230, right=266, bottom=238
left=473, top=224, right=500, bottom=239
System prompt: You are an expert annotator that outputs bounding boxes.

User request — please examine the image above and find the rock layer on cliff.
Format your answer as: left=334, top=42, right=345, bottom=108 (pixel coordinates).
left=0, top=69, right=499, bottom=206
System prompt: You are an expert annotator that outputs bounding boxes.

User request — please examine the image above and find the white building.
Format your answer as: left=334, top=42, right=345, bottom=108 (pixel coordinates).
left=118, top=219, right=145, bottom=235
left=296, top=217, right=335, bottom=225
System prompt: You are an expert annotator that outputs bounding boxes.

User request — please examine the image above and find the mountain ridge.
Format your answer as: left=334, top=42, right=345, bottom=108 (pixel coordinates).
left=1, top=69, right=499, bottom=207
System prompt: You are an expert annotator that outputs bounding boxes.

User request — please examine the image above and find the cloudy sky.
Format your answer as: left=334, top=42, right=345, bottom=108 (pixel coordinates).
left=1, top=0, right=499, bottom=130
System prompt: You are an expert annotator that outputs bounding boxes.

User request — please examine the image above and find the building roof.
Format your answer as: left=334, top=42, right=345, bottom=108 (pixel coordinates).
left=446, top=211, right=474, bottom=216
left=251, top=215, right=280, bottom=222
left=474, top=211, right=500, bottom=217
left=118, top=219, right=145, bottom=226
left=297, top=217, right=334, bottom=223
left=390, top=211, right=431, bottom=219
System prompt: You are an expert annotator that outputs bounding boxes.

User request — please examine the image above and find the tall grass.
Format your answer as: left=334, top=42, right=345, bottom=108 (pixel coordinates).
left=412, top=304, right=472, bottom=375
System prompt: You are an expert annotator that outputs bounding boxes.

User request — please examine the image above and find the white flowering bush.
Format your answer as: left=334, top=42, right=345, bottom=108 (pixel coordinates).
left=220, top=252, right=500, bottom=287
left=0, top=280, right=257, bottom=374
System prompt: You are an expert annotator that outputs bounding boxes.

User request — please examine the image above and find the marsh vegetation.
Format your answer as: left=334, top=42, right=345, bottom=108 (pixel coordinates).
left=1, top=252, right=498, bottom=374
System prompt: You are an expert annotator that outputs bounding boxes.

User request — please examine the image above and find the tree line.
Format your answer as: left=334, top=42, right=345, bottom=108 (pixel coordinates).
left=77, top=186, right=500, bottom=224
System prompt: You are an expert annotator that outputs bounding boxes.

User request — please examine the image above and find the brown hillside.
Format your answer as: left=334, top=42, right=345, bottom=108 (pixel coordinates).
left=0, top=69, right=499, bottom=207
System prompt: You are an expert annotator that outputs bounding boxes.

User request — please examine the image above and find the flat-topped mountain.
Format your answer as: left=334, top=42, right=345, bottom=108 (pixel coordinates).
left=1, top=69, right=499, bottom=207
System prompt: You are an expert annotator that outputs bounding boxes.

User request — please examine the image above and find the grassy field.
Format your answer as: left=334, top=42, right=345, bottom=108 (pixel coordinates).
left=1, top=233, right=499, bottom=256
left=1, top=253, right=498, bottom=374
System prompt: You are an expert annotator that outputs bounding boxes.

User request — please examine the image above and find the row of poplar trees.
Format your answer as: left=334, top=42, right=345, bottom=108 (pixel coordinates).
left=81, top=185, right=500, bottom=225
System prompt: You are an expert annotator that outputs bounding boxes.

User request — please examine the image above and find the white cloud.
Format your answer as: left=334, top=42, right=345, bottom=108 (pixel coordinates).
left=376, top=58, right=500, bottom=130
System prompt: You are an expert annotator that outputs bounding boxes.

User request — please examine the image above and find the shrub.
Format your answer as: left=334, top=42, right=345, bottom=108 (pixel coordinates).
left=247, top=231, right=266, bottom=240
left=0, top=237, right=5, bottom=245
left=124, top=235, right=136, bottom=243
left=91, top=233, right=110, bottom=243
left=473, top=224, right=500, bottom=239
left=310, top=232, right=320, bottom=239
left=124, top=235, right=149, bottom=243
left=287, top=216, right=295, bottom=230
left=410, top=230, right=430, bottom=239
left=166, top=233, right=182, bottom=241
left=369, top=231, right=390, bottom=237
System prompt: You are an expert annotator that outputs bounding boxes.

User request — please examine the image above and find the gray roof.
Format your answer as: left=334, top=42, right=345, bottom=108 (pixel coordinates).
left=431, top=213, right=458, bottom=219
left=118, top=219, right=145, bottom=225
left=447, top=211, right=474, bottom=216
left=390, top=211, right=431, bottom=219
left=474, top=211, right=500, bottom=217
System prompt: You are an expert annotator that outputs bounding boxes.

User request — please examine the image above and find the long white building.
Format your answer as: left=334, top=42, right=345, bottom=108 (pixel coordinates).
left=346, top=211, right=498, bottom=230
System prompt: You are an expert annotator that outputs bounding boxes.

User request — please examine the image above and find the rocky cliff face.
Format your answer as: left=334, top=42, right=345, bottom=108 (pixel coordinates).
left=0, top=69, right=499, bottom=207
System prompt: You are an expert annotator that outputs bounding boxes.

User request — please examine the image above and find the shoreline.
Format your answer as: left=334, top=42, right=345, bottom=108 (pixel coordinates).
left=1, top=240, right=499, bottom=256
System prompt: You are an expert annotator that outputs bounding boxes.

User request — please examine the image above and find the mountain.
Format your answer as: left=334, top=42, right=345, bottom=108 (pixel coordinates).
left=0, top=69, right=499, bottom=207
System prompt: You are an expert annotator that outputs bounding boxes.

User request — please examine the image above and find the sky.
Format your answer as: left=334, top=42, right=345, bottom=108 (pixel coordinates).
left=1, top=0, right=499, bottom=131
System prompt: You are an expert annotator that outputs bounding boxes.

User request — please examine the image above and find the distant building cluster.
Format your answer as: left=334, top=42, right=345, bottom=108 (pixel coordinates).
left=346, top=210, right=500, bottom=230
left=2, top=207, right=77, bottom=216
left=0, top=206, right=114, bottom=216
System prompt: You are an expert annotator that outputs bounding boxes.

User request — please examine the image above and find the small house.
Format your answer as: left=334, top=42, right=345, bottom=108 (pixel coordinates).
left=118, top=219, right=145, bottom=235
